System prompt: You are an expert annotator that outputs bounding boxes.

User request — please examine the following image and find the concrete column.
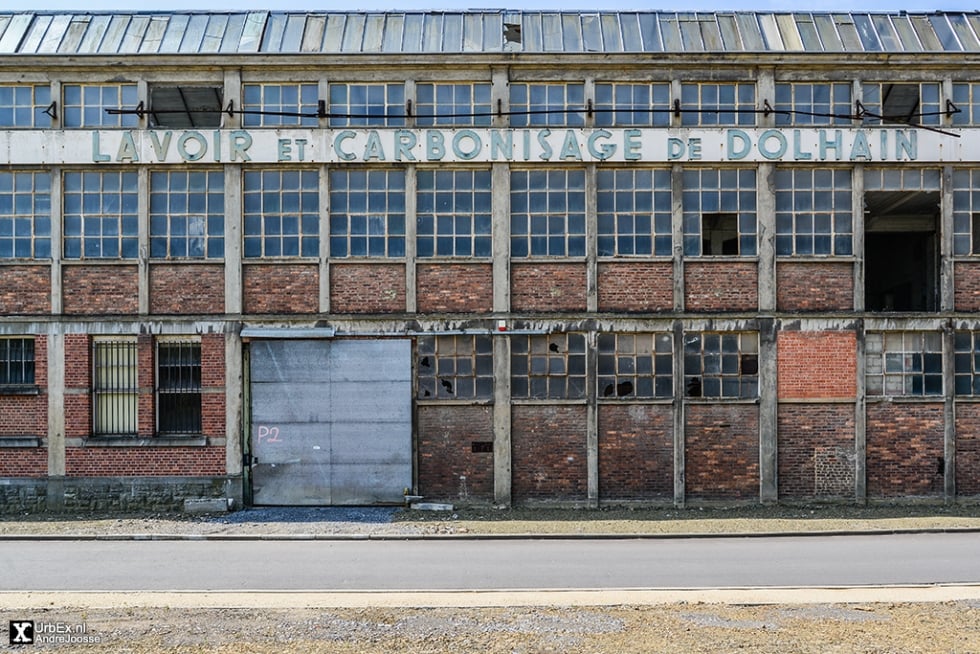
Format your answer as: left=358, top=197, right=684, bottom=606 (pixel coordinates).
left=758, top=318, right=778, bottom=503
left=854, top=319, right=867, bottom=503
left=224, top=165, right=242, bottom=315
left=224, top=69, right=242, bottom=130
left=318, top=164, right=330, bottom=313
left=941, top=166, right=955, bottom=312
left=672, top=319, right=686, bottom=508
left=46, top=328, right=65, bottom=478
left=852, top=165, right=865, bottom=312
left=757, top=163, right=776, bottom=312
left=585, top=164, right=598, bottom=312
left=492, top=162, right=510, bottom=313
left=225, top=330, right=243, bottom=480
left=137, top=167, right=150, bottom=316
left=757, top=68, right=776, bottom=129
left=49, top=167, right=63, bottom=315
left=943, top=322, right=956, bottom=502
left=492, top=334, right=511, bottom=506
left=586, top=330, right=598, bottom=508
left=671, top=164, right=685, bottom=312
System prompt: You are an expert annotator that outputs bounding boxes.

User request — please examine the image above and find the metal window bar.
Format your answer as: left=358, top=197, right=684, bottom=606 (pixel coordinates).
left=93, top=340, right=138, bottom=436
left=157, top=341, right=202, bottom=434
left=0, top=338, right=34, bottom=385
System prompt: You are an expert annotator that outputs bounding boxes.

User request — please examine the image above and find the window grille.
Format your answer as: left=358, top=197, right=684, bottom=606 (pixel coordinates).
left=93, top=340, right=138, bottom=436
left=157, top=341, right=202, bottom=434
left=0, top=338, right=35, bottom=386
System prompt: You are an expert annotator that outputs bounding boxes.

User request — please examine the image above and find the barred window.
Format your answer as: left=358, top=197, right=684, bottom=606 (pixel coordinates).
left=510, top=169, right=586, bottom=257
left=954, top=331, right=980, bottom=395
left=243, top=169, right=319, bottom=258
left=416, top=169, right=492, bottom=257
left=63, top=84, right=138, bottom=128
left=242, top=83, right=319, bottom=127
left=680, top=83, right=755, bottom=126
left=775, top=168, right=853, bottom=256
left=774, top=83, right=851, bottom=126
left=0, top=338, right=35, bottom=387
left=329, top=169, right=406, bottom=257
left=684, top=332, right=758, bottom=399
left=509, top=83, right=586, bottom=127
left=416, top=83, right=492, bottom=127
left=417, top=335, right=493, bottom=400
left=93, top=340, right=138, bottom=436
left=952, top=169, right=980, bottom=255
left=594, top=83, right=670, bottom=127
left=328, top=83, right=405, bottom=127
left=597, top=333, right=673, bottom=399
left=866, top=332, right=943, bottom=397
left=952, top=83, right=980, bottom=126
left=156, top=341, right=201, bottom=434
left=862, top=83, right=941, bottom=126
left=596, top=168, right=672, bottom=257
left=63, top=171, right=139, bottom=259
left=511, top=333, right=587, bottom=400
left=682, top=169, right=757, bottom=256
left=150, top=170, right=225, bottom=259
left=0, top=171, right=51, bottom=259
left=0, top=85, right=51, bottom=128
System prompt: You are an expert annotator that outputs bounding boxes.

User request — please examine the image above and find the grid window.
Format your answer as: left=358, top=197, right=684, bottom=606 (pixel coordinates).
left=93, top=340, right=138, bottom=436
left=417, top=335, right=493, bottom=400
left=416, top=83, right=492, bottom=127
left=866, top=332, right=943, bottom=396
left=954, top=331, right=980, bottom=395
left=156, top=341, right=202, bottom=434
left=682, top=169, right=757, bottom=256
left=952, top=169, right=980, bottom=255
left=865, top=168, right=941, bottom=193
left=594, top=83, right=670, bottom=127
left=0, top=338, right=35, bottom=386
left=511, top=333, right=587, bottom=400
left=952, top=83, right=980, bottom=126
left=0, top=85, right=51, bottom=128
left=774, top=83, right=851, bottom=126
left=63, top=84, right=138, bottom=128
left=243, top=169, right=319, bottom=258
left=684, top=332, right=759, bottom=399
left=509, top=83, right=586, bottom=127
left=242, top=83, right=319, bottom=127
left=862, top=83, right=941, bottom=126
left=680, top=83, right=756, bottom=126
left=150, top=171, right=225, bottom=259
left=774, top=168, right=853, bottom=256
left=597, top=333, right=673, bottom=399
left=416, top=169, right=492, bottom=257
left=329, top=169, right=406, bottom=257
left=63, top=171, right=139, bottom=259
left=328, top=83, right=405, bottom=127
left=510, top=169, right=586, bottom=257
left=596, top=168, right=672, bottom=257
left=0, top=172, right=51, bottom=259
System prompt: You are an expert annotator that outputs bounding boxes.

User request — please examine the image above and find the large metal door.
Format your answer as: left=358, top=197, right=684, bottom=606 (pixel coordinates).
left=249, top=339, right=412, bottom=505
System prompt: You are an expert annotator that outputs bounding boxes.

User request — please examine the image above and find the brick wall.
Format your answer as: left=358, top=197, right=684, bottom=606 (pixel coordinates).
left=330, top=263, right=406, bottom=313
left=777, top=261, right=854, bottom=312
left=417, top=263, right=492, bottom=313
left=65, top=446, right=225, bottom=477
left=598, top=404, right=673, bottom=500
left=867, top=403, right=944, bottom=497
left=0, top=335, right=47, bottom=437
left=777, top=331, right=857, bottom=400
left=685, top=403, right=759, bottom=500
left=63, top=265, right=138, bottom=315
left=954, top=262, right=980, bottom=311
left=511, top=262, right=587, bottom=312
left=684, top=261, right=758, bottom=312
left=597, top=262, right=673, bottom=313
left=417, top=405, right=493, bottom=502
left=955, top=403, right=980, bottom=497
left=0, top=448, right=47, bottom=477
left=243, top=263, right=318, bottom=314
left=0, top=265, right=50, bottom=314
left=149, top=264, right=224, bottom=314
left=512, top=405, right=587, bottom=502
left=778, top=403, right=855, bottom=498
left=64, top=334, right=91, bottom=438
left=201, top=334, right=226, bottom=439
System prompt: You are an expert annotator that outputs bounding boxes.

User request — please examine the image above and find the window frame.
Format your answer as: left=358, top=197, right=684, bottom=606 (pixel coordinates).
left=242, top=168, right=320, bottom=259
left=0, top=170, right=51, bottom=260
left=328, top=82, right=406, bottom=128
left=596, top=168, right=673, bottom=258
left=510, top=168, right=587, bottom=258
left=416, top=335, right=494, bottom=401
left=774, top=82, right=852, bottom=126
left=774, top=167, right=853, bottom=257
left=510, top=333, right=587, bottom=401
left=0, top=84, right=52, bottom=128
left=149, top=169, right=225, bottom=259
left=0, top=337, right=36, bottom=392
left=416, top=168, right=493, bottom=258
left=509, top=83, right=586, bottom=128
left=861, top=82, right=942, bottom=126
left=155, top=339, right=202, bottom=435
left=680, top=82, right=756, bottom=127
left=866, top=331, right=944, bottom=397
left=62, top=83, right=139, bottom=128
left=328, top=169, right=407, bottom=258
left=62, top=170, right=139, bottom=260
left=682, top=168, right=758, bottom=257
left=597, top=332, right=673, bottom=400
left=92, top=338, right=139, bottom=437
left=415, top=82, right=492, bottom=127
left=594, top=82, right=671, bottom=127
left=241, top=83, right=319, bottom=128
left=683, top=331, right=759, bottom=400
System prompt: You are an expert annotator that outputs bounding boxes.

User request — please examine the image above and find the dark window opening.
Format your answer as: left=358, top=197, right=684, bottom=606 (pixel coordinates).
left=876, top=84, right=923, bottom=125
left=0, top=338, right=35, bottom=387
left=702, top=212, right=739, bottom=255
left=973, top=213, right=980, bottom=254
left=149, top=86, right=223, bottom=129
left=157, top=341, right=202, bottom=434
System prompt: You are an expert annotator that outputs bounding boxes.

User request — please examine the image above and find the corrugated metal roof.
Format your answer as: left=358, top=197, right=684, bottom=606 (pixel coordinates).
left=0, top=11, right=977, bottom=56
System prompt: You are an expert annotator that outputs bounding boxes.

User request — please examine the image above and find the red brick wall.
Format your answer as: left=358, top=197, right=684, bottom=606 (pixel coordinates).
left=417, top=264, right=492, bottom=313
left=331, top=263, right=406, bottom=313
left=867, top=403, right=944, bottom=498
left=685, top=404, right=759, bottom=500
left=954, top=262, right=980, bottom=311
left=777, top=261, right=853, bottom=312
left=685, top=261, right=758, bottom=312
left=65, top=446, right=225, bottom=476
left=512, top=405, right=587, bottom=501
left=955, top=403, right=980, bottom=496
left=778, top=403, right=855, bottom=498
left=0, top=448, right=47, bottom=477
left=150, top=264, right=224, bottom=314
left=0, top=335, right=47, bottom=437
left=64, top=334, right=91, bottom=438
left=511, top=263, right=587, bottom=312
left=243, top=264, right=318, bottom=314
left=137, top=336, right=154, bottom=437
left=598, top=404, right=673, bottom=500
left=778, top=331, right=857, bottom=400
left=0, top=265, right=50, bottom=314
left=417, top=405, right=494, bottom=502
left=63, top=265, right=138, bottom=315
left=597, top=262, right=672, bottom=313
left=201, top=334, right=226, bottom=439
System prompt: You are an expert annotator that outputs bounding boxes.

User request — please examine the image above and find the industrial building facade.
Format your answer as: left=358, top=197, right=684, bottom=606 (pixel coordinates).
left=1, top=10, right=979, bottom=511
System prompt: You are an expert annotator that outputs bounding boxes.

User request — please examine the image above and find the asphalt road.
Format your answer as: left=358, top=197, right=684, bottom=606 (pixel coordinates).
left=3, top=533, right=979, bottom=592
